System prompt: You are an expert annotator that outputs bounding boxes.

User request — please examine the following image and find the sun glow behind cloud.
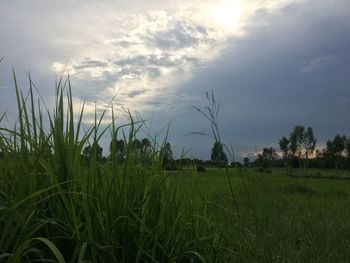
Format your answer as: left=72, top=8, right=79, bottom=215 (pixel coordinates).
left=49, top=0, right=303, bottom=119
left=211, top=1, right=243, bottom=31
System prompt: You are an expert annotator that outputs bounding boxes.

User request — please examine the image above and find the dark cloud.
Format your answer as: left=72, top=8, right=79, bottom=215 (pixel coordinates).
left=127, top=89, right=147, bottom=98
left=150, top=22, right=210, bottom=50
left=166, top=0, right=350, bottom=159
left=114, top=53, right=200, bottom=68
left=299, top=55, right=339, bottom=74
left=1, top=0, right=350, bottom=161
left=74, top=59, right=109, bottom=70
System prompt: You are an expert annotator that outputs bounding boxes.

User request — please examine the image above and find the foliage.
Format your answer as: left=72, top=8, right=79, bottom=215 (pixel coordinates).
left=0, top=74, right=230, bottom=262
left=256, top=147, right=277, bottom=172
left=109, top=138, right=125, bottom=162
left=82, top=142, right=103, bottom=161
left=192, top=91, right=233, bottom=166
left=211, top=141, right=228, bottom=166
left=324, top=134, right=348, bottom=172
left=167, top=167, right=350, bottom=262
left=2, top=72, right=350, bottom=262
left=280, top=125, right=317, bottom=170
left=162, top=142, right=175, bottom=169
left=243, top=157, right=250, bottom=166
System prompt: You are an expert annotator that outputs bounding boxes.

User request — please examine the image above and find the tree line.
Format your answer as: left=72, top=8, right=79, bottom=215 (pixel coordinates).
left=253, top=125, right=350, bottom=172
left=82, top=137, right=174, bottom=169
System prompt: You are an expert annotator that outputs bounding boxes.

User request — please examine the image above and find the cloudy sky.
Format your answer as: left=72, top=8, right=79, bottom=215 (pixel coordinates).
left=1, top=0, right=350, bottom=160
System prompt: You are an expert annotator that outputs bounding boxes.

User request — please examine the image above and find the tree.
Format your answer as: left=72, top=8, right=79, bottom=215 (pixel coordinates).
left=131, top=138, right=141, bottom=161
left=83, top=142, right=103, bottom=161
left=326, top=134, right=346, bottom=171
left=141, top=138, right=152, bottom=164
left=257, top=147, right=277, bottom=172
left=279, top=136, right=290, bottom=158
left=262, top=147, right=277, bottom=161
left=243, top=157, right=250, bottom=167
left=301, top=127, right=317, bottom=169
left=132, top=138, right=141, bottom=151
left=162, top=142, right=174, bottom=169
left=289, top=125, right=317, bottom=169
left=211, top=141, right=228, bottom=166
left=290, top=125, right=304, bottom=164
left=279, top=136, right=290, bottom=167
left=110, top=139, right=125, bottom=162
left=346, top=137, right=350, bottom=159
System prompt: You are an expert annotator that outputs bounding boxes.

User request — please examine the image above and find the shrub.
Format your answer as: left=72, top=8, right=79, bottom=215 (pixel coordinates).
left=196, top=165, right=206, bottom=172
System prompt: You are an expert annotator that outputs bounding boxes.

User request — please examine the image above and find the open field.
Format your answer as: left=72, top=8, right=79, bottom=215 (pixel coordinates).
left=1, top=81, right=350, bottom=262
left=169, top=167, right=350, bottom=262
left=2, top=145, right=350, bottom=262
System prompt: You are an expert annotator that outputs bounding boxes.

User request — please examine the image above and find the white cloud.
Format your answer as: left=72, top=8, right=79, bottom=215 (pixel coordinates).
left=299, top=55, right=339, bottom=74
left=48, top=1, right=303, bottom=113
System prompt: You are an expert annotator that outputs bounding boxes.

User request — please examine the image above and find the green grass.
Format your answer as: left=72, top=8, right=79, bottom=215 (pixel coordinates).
left=168, top=168, right=350, bottom=262
left=1, top=74, right=350, bottom=262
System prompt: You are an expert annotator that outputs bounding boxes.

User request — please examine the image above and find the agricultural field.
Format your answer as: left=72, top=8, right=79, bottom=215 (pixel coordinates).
left=169, top=167, right=350, bottom=262
left=0, top=81, right=350, bottom=262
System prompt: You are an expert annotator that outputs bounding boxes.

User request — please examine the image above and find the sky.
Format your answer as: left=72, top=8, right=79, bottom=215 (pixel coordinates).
left=1, top=0, right=350, bottom=161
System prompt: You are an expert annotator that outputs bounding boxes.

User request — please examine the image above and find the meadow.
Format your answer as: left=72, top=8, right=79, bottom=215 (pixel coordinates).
left=168, top=167, right=350, bottom=262
left=1, top=77, right=350, bottom=262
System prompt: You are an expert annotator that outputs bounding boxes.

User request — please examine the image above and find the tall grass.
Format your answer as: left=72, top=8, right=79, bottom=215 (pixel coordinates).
left=0, top=74, right=231, bottom=262
left=2, top=73, right=350, bottom=262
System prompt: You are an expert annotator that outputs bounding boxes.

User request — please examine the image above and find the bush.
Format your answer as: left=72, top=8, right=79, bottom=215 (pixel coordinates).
left=196, top=165, right=206, bottom=172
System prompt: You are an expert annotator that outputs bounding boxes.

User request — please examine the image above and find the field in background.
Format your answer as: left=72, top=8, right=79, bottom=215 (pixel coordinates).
left=169, top=167, right=350, bottom=262
left=1, top=76, right=350, bottom=262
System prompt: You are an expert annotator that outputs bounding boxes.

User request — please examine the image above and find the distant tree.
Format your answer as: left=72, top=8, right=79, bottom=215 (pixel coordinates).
left=82, top=146, right=91, bottom=160
left=257, top=147, right=277, bottom=172
left=131, top=138, right=141, bottom=161
left=346, top=137, right=350, bottom=159
left=288, top=125, right=317, bottom=169
left=141, top=138, right=152, bottom=164
left=262, top=147, right=277, bottom=161
left=132, top=138, right=141, bottom=150
left=110, top=139, right=125, bottom=162
left=326, top=134, right=346, bottom=171
left=301, top=127, right=317, bottom=169
left=162, top=142, right=174, bottom=169
left=279, top=136, right=290, bottom=167
left=211, top=141, right=228, bottom=166
left=279, top=136, right=290, bottom=158
left=290, top=125, right=305, bottom=166
left=243, top=157, right=250, bottom=167
left=83, top=142, right=103, bottom=161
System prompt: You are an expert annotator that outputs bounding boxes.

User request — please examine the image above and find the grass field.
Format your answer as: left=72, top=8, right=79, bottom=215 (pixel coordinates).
left=1, top=78, right=350, bottom=262
left=167, top=167, right=350, bottom=262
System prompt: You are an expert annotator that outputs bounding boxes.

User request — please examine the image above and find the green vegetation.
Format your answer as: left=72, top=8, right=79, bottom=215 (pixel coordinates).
left=1, top=75, right=350, bottom=262
left=0, top=75, right=219, bottom=262
left=278, top=126, right=350, bottom=172
left=169, top=167, right=350, bottom=262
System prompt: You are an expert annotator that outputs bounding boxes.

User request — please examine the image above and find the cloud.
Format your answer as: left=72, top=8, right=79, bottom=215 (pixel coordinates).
left=2, top=0, right=349, bottom=160
left=127, top=89, right=148, bottom=98
left=150, top=22, right=211, bottom=50
left=47, top=7, right=238, bottom=114
left=47, top=1, right=306, bottom=115
left=74, top=59, right=109, bottom=70
left=299, top=55, right=339, bottom=74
